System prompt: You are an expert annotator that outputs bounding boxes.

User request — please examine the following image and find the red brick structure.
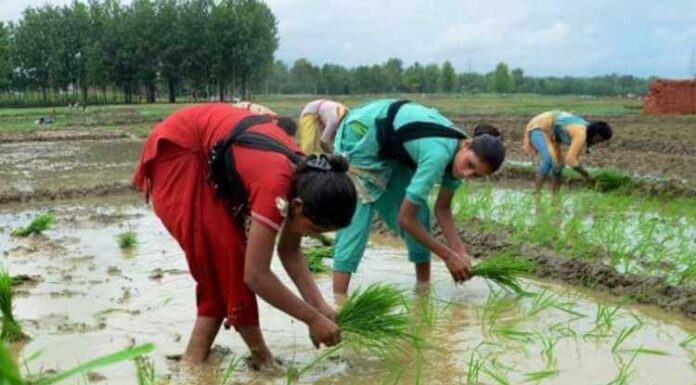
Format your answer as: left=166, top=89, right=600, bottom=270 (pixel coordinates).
left=643, top=79, right=696, bottom=114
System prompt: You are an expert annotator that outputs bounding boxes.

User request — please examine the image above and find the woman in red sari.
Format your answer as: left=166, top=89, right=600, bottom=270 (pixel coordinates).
left=133, top=103, right=357, bottom=367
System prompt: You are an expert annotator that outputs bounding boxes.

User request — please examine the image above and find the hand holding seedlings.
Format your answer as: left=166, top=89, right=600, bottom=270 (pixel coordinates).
left=444, top=249, right=473, bottom=283
left=307, top=310, right=341, bottom=348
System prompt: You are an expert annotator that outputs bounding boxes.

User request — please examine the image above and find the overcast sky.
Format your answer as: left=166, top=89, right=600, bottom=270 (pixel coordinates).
left=2, top=0, right=695, bottom=77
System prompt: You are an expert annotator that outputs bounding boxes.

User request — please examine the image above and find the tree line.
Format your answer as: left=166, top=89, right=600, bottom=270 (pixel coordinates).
left=0, top=0, right=278, bottom=106
left=269, top=59, right=653, bottom=97
left=0, top=0, right=653, bottom=108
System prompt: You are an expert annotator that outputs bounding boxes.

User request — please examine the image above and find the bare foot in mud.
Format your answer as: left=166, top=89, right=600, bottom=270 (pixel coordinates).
left=245, top=354, right=284, bottom=372
left=333, top=293, right=347, bottom=307
left=414, top=281, right=431, bottom=295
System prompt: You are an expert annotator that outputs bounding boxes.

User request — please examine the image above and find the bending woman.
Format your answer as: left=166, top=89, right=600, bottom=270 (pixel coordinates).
left=297, top=99, right=349, bottom=153
left=134, top=104, right=357, bottom=367
left=332, top=99, right=505, bottom=298
left=522, top=110, right=613, bottom=191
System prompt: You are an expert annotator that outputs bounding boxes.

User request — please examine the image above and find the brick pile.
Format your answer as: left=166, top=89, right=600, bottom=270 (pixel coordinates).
left=643, top=79, right=696, bottom=114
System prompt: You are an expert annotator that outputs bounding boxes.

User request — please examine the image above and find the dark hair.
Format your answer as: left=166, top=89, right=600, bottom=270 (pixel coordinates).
left=470, top=124, right=505, bottom=173
left=586, top=121, right=612, bottom=146
left=276, top=116, right=298, bottom=136
left=291, top=154, right=357, bottom=228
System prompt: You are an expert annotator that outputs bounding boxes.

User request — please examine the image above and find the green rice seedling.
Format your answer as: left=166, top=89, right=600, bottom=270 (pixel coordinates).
left=117, top=231, right=138, bottom=250
left=465, top=350, right=484, bottom=385
left=472, top=253, right=535, bottom=295
left=34, top=343, right=155, bottom=385
left=493, top=327, right=536, bottom=343
left=481, top=363, right=512, bottom=385
left=480, top=288, right=522, bottom=332
left=11, top=212, right=54, bottom=237
left=537, top=333, right=560, bottom=368
left=594, top=304, right=621, bottom=331
left=591, top=169, right=633, bottom=192
left=606, top=350, right=639, bottom=385
left=305, top=246, right=333, bottom=273
left=620, top=347, right=669, bottom=356
left=219, top=354, right=243, bottom=385
left=336, top=284, right=416, bottom=358
left=0, top=270, right=26, bottom=342
left=0, top=342, right=24, bottom=385
left=134, top=356, right=157, bottom=385
left=680, top=334, right=695, bottom=350
left=611, top=324, right=640, bottom=353
left=523, top=370, right=559, bottom=383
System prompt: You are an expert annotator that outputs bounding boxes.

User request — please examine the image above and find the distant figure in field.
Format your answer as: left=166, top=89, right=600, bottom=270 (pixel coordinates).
left=34, top=117, right=54, bottom=125
left=522, top=111, right=613, bottom=192
left=232, top=101, right=276, bottom=116
left=297, top=100, right=348, bottom=153
left=232, top=101, right=298, bottom=136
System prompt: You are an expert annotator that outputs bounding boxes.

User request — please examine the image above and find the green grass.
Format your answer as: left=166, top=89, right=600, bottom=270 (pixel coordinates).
left=0, top=270, right=26, bottom=342
left=11, top=213, right=54, bottom=237
left=472, top=253, right=536, bottom=294
left=117, top=231, right=138, bottom=250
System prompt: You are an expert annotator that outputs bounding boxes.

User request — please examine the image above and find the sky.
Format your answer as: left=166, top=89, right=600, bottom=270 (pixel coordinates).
left=2, top=0, right=695, bottom=78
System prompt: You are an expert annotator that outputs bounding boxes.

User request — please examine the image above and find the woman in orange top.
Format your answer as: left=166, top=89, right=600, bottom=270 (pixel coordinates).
left=522, top=111, right=613, bottom=191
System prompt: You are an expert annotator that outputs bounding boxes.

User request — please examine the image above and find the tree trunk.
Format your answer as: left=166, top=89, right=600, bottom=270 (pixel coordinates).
left=218, top=82, right=225, bottom=102
left=146, top=82, right=156, bottom=103
left=168, top=77, right=176, bottom=103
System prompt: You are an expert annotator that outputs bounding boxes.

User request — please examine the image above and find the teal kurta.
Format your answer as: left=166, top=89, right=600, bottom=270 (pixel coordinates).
left=333, top=99, right=463, bottom=273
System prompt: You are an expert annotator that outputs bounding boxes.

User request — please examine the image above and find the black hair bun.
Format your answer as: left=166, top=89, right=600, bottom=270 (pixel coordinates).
left=473, top=124, right=502, bottom=139
left=327, top=154, right=350, bottom=173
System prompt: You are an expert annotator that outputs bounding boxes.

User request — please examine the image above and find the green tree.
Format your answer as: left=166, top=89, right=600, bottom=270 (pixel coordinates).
left=440, top=60, right=457, bottom=93
left=0, top=22, right=10, bottom=90
left=403, top=62, right=425, bottom=93
left=157, top=0, right=185, bottom=103
left=488, top=62, right=514, bottom=93
left=382, top=58, right=403, bottom=92
left=291, top=58, right=319, bottom=94
left=511, top=67, right=524, bottom=93
left=423, top=63, right=440, bottom=93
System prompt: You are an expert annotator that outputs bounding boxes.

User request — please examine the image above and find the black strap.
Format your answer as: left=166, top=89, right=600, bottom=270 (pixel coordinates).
left=376, top=100, right=468, bottom=168
left=208, top=115, right=302, bottom=218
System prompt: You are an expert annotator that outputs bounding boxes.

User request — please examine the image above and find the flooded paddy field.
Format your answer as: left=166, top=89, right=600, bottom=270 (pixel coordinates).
left=1, top=196, right=695, bottom=384
left=1, top=100, right=695, bottom=384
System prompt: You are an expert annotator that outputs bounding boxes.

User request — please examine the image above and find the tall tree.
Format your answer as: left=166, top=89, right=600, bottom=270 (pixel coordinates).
left=488, top=62, right=514, bottom=93
left=0, top=22, right=10, bottom=90
left=440, top=60, right=457, bottom=93
left=157, top=0, right=185, bottom=102
left=382, top=58, right=403, bottom=92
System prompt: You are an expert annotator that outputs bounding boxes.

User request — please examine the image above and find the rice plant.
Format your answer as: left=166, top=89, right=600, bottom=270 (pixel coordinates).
left=336, top=284, right=416, bottom=357
left=0, top=342, right=23, bottom=385
left=0, top=270, right=26, bottom=342
left=591, top=169, right=634, bottom=192
left=472, top=253, right=535, bottom=295
left=304, top=246, right=333, bottom=273
left=117, top=231, right=138, bottom=250
left=606, top=350, right=639, bottom=385
left=611, top=324, right=640, bottom=353
left=523, top=370, right=559, bottom=383
left=28, top=343, right=155, bottom=385
left=134, top=356, right=157, bottom=385
left=594, top=304, right=621, bottom=331
left=219, top=354, right=243, bottom=385
left=11, top=212, right=54, bottom=237
left=465, top=350, right=484, bottom=385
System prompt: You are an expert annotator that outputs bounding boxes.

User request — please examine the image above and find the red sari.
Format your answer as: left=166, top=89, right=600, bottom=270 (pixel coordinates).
left=133, top=103, right=300, bottom=327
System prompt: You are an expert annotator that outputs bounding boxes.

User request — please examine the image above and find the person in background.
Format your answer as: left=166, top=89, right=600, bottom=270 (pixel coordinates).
left=522, top=111, right=613, bottom=192
left=331, top=99, right=506, bottom=300
left=297, top=99, right=349, bottom=153
left=134, top=103, right=357, bottom=368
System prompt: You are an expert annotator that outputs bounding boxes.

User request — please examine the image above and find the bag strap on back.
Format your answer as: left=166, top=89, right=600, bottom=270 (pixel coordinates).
left=208, top=115, right=302, bottom=218
left=376, top=100, right=468, bottom=168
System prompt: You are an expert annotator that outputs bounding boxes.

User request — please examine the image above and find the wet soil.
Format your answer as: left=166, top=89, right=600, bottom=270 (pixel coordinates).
left=2, top=196, right=695, bottom=384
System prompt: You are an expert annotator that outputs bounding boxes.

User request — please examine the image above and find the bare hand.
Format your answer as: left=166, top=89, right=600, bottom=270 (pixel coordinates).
left=316, top=301, right=337, bottom=322
left=307, top=312, right=341, bottom=348
left=444, top=250, right=472, bottom=283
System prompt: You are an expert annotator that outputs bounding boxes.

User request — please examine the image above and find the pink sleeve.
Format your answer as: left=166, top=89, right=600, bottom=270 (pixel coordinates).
left=320, top=105, right=341, bottom=144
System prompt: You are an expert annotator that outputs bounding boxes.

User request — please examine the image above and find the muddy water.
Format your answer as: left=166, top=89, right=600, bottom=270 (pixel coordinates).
left=0, top=139, right=142, bottom=193
left=1, top=195, right=695, bottom=384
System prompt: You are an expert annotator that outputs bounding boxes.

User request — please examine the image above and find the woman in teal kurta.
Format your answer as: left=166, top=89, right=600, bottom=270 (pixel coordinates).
left=332, top=99, right=506, bottom=297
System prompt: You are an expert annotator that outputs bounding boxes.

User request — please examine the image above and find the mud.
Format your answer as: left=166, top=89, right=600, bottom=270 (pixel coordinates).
left=0, top=131, right=132, bottom=144
left=2, top=197, right=695, bottom=384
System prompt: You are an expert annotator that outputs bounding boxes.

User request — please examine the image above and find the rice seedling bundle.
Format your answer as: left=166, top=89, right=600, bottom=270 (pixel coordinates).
left=592, top=169, right=633, bottom=192
left=0, top=271, right=26, bottom=342
left=11, top=213, right=54, bottom=237
left=305, top=246, right=333, bottom=273
left=471, top=254, right=535, bottom=294
left=335, top=284, right=416, bottom=357
left=117, top=231, right=138, bottom=250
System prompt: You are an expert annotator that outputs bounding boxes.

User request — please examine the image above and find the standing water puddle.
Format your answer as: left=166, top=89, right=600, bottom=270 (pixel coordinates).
left=1, top=195, right=695, bottom=384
